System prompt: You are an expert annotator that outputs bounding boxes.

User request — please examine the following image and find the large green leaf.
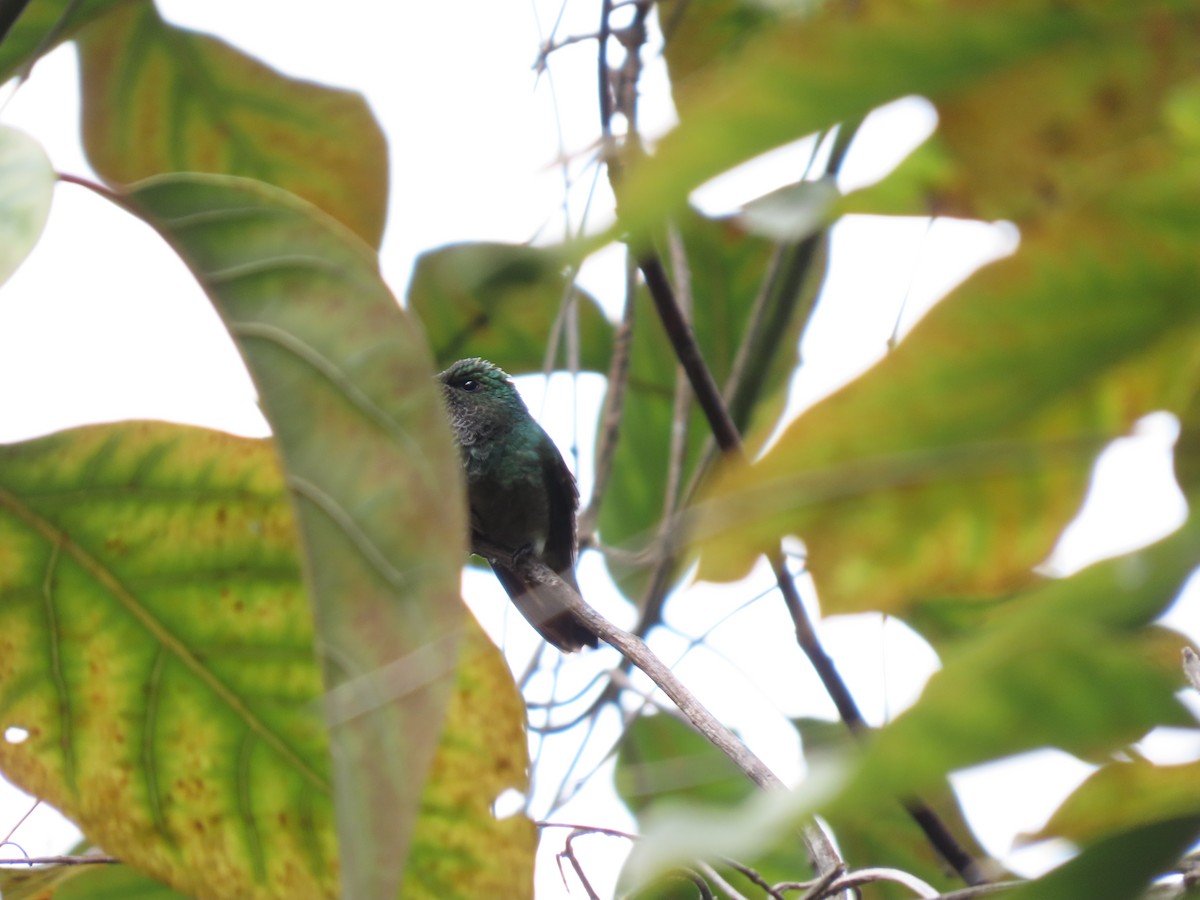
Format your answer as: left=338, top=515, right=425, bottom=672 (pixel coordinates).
left=123, top=173, right=465, bottom=898
left=0, top=125, right=53, bottom=287
left=841, top=525, right=1199, bottom=805
left=0, top=863, right=191, bottom=899
left=0, top=0, right=131, bottom=85
left=656, top=0, right=774, bottom=93
left=616, top=6, right=1092, bottom=237
left=1035, top=759, right=1200, bottom=847
left=75, top=1, right=388, bottom=247
left=404, top=623, right=535, bottom=900
left=792, top=718, right=988, bottom=898
left=614, top=715, right=815, bottom=895
left=0, top=423, right=336, bottom=899
left=0, top=423, right=534, bottom=899
left=407, top=241, right=613, bottom=374
left=1006, top=817, right=1200, bottom=900
left=687, top=0, right=1200, bottom=614
left=693, top=223, right=1200, bottom=610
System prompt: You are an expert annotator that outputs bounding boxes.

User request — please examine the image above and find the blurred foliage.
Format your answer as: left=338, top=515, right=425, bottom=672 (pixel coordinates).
left=76, top=1, right=388, bottom=247
left=409, top=241, right=613, bottom=373
left=1, top=0, right=1199, bottom=897
left=0, top=125, right=53, bottom=286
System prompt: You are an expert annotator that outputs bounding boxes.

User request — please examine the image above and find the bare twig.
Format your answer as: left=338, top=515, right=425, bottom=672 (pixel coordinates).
left=634, top=244, right=986, bottom=886
left=0, top=854, right=120, bottom=866
left=720, top=857, right=789, bottom=900
left=558, top=829, right=603, bottom=899
left=479, top=539, right=844, bottom=877
left=579, top=254, right=637, bottom=542
left=1, top=799, right=39, bottom=846
left=474, top=536, right=782, bottom=791
left=696, top=860, right=754, bottom=900
left=680, top=867, right=718, bottom=899
left=535, top=31, right=601, bottom=73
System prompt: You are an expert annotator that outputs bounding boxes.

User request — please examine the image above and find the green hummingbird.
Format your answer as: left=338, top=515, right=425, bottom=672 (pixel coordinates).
left=438, top=358, right=597, bottom=652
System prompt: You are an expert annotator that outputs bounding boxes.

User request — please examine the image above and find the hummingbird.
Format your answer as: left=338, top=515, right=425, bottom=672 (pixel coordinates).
left=438, top=358, right=597, bottom=652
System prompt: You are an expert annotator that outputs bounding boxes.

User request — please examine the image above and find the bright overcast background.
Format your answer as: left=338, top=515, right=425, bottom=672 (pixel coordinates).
left=1, top=2, right=1197, bottom=897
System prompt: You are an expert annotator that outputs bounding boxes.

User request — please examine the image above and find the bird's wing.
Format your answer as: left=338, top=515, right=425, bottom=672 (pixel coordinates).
left=540, top=440, right=580, bottom=585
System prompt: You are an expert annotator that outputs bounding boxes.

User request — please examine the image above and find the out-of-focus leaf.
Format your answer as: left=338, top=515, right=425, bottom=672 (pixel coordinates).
left=1006, top=817, right=1200, bottom=900
left=0, top=423, right=337, bottom=900
left=0, top=864, right=191, bottom=900
left=618, top=7, right=1090, bottom=237
left=404, top=622, right=535, bottom=899
left=620, top=763, right=838, bottom=892
left=0, top=126, right=53, bottom=287
left=408, top=242, right=612, bottom=374
left=792, top=718, right=990, bottom=897
left=126, top=173, right=464, bottom=899
left=1035, top=760, right=1200, bottom=847
left=615, top=715, right=819, bottom=894
left=693, top=223, right=1200, bottom=609
left=0, top=0, right=130, bottom=84
left=656, top=0, right=775, bottom=91
left=840, top=525, right=1199, bottom=804
left=734, top=177, right=838, bottom=243
left=76, top=1, right=388, bottom=247
left=616, top=714, right=751, bottom=813
left=933, top=7, right=1199, bottom=224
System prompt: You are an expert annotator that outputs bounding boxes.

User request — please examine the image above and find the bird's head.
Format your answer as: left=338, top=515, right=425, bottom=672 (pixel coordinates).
left=437, top=357, right=524, bottom=425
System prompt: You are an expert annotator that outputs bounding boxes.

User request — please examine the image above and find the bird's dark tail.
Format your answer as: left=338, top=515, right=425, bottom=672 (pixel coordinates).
left=490, top=563, right=598, bottom=653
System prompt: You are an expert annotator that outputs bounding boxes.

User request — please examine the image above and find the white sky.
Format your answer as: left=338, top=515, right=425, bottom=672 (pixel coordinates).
left=0, top=2, right=1196, bottom=898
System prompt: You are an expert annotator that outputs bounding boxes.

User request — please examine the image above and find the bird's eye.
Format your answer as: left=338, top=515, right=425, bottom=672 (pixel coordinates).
left=461, top=379, right=480, bottom=392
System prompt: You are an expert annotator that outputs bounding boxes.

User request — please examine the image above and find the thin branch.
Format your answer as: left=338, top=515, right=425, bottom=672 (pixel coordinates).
left=0, top=854, right=120, bottom=866
left=680, top=867, right=718, bottom=900
left=1, top=799, right=38, bottom=846
left=635, top=243, right=986, bottom=886
left=475, top=537, right=845, bottom=879
left=824, top=866, right=940, bottom=898
left=720, top=857, right=789, bottom=900
left=579, top=252, right=637, bottom=542
left=696, top=860, right=754, bottom=900
left=474, top=536, right=782, bottom=791
left=535, top=31, right=602, bottom=73
left=559, top=830, right=603, bottom=900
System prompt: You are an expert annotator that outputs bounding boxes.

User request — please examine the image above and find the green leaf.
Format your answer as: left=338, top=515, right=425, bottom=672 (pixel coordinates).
left=616, top=714, right=751, bottom=813
left=404, top=623, right=536, bottom=900
left=75, top=1, right=388, bottom=248
left=0, top=423, right=337, bottom=899
left=1035, top=759, right=1200, bottom=847
left=792, top=718, right=985, bottom=898
left=123, top=173, right=466, bottom=899
left=842, top=527, right=1199, bottom=804
left=0, top=0, right=130, bottom=85
left=931, top=5, right=1199, bottom=224
left=656, top=0, right=775, bottom=92
left=615, top=715, right=820, bottom=895
left=617, top=6, right=1089, bottom=237
left=407, top=242, right=613, bottom=373
left=1006, top=817, right=1200, bottom=900
left=0, top=126, right=53, bottom=287
left=0, top=864, right=192, bottom=900
left=0, top=422, right=534, bottom=899
left=693, top=224, right=1200, bottom=611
